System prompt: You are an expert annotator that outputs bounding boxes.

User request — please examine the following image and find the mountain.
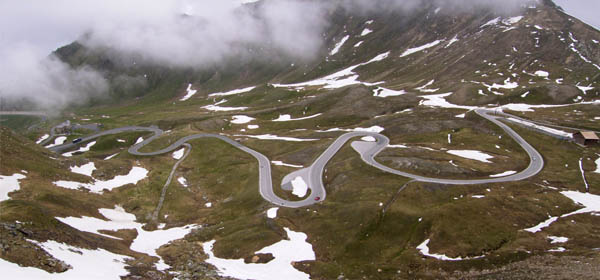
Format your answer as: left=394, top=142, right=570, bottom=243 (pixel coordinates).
left=2, top=0, right=600, bottom=279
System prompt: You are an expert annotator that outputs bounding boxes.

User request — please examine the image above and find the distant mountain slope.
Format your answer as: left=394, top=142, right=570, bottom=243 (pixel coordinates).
left=53, top=0, right=599, bottom=109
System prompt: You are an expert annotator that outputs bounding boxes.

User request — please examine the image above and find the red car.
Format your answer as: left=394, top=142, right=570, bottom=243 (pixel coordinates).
left=314, top=196, right=321, bottom=201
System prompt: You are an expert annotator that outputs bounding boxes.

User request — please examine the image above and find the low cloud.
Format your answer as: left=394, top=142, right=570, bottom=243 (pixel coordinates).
left=0, top=0, right=535, bottom=110
left=0, top=44, right=108, bottom=111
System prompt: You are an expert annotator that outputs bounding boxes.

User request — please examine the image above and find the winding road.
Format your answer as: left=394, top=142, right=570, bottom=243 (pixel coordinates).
left=46, top=109, right=544, bottom=208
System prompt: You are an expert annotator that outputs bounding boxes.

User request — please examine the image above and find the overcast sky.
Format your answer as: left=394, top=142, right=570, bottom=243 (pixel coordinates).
left=553, top=0, right=600, bottom=31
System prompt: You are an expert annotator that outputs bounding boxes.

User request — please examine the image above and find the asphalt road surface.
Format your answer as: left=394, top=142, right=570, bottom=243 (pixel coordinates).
left=46, top=109, right=544, bottom=208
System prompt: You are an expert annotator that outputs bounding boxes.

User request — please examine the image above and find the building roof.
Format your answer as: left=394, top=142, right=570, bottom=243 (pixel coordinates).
left=577, top=131, right=599, bottom=140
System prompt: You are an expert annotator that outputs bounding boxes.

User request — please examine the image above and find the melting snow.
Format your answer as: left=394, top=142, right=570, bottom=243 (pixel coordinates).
left=534, top=70, right=549, bottom=78
left=594, top=156, right=600, bottom=174
left=104, top=153, right=119, bottom=160
left=400, top=40, right=442, bottom=57
left=360, top=28, right=373, bottom=36
left=62, top=141, right=96, bottom=157
left=489, top=170, right=517, bottom=177
left=272, top=113, right=321, bottom=122
left=548, top=247, right=566, bottom=252
left=36, top=134, right=49, bottom=144
left=481, top=17, right=500, bottom=28
left=70, top=162, right=96, bottom=177
left=235, top=134, right=317, bottom=142
left=330, top=35, right=350, bottom=55
left=415, top=80, right=440, bottom=93
left=172, top=148, right=185, bottom=160
left=548, top=236, right=568, bottom=244
left=54, top=166, right=148, bottom=194
left=208, top=86, right=256, bottom=97
left=576, top=84, right=594, bottom=95
left=0, top=240, right=130, bottom=279
left=135, top=137, right=144, bottom=144
left=419, top=93, right=477, bottom=110
left=177, top=177, right=188, bottom=187
left=231, top=115, right=255, bottom=124
left=57, top=206, right=198, bottom=270
left=0, top=173, right=26, bottom=202
left=445, top=35, right=459, bottom=48
left=291, top=176, right=308, bottom=197
left=267, top=207, right=279, bottom=219
left=247, top=125, right=259, bottom=129
left=179, top=84, right=198, bottom=101
left=524, top=216, right=558, bottom=233
left=354, top=41, right=364, bottom=48
left=271, top=161, right=303, bottom=168
left=506, top=118, right=572, bottom=138
left=447, top=150, right=493, bottom=163
left=472, top=195, right=485, bottom=199
left=361, top=136, right=376, bottom=142
left=203, top=227, right=315, bottom=280
left=45, top=136, right=67, bottom=148
left=273, top=52, right=389, bottom=90
left=416, top=239, right=481, bottom=261
left=525, top=191, right=600, bottom=233
left=318, top=126, right=385, bottom=133
left=503, top=16, right=523, bottom=25
left=202, top=100, right=248, bottom=112
left=373, top=87, right=406, bottom=97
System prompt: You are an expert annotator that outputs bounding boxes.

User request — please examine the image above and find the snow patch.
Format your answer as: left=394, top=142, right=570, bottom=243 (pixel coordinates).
left=231, top=115, right=255, bottom=124
left=0, top=240, right=130, bottom=279
left=62, top=141, right=96, bottom=157
left=271, top=161, right=303, bottom=168
left=330, top=35, right=350, bottom=55
left=57, top=206, right=198, bottom=270
left=202, top=100, right=248, bottom=112
left=267, top=207, right=279, bottom=219
left=273, top=52, right=388, bottom=90
left=534, top=70, right=549, bottom=78
left=203, top=227, right=315, bottom=280
left=373, top=87, right=406, bottom=97
left=291, top=176, right=308, bottom=198
left=177, top=177, right=188, bottom=187
left=208, top=86, right=256, bottom=97
left=417, top=239, right=480, bottom=261
left=361, top=136, right=376, bottom=142
left=235, top=134, right=317, bottom=142
left=548, top=236, right=568, bottom=244
left=447, top=150, right=493, bottom=163
left=506, top=118, right=572, bottom=138
left=273, top=113, right=321, bottom=122
left=400, top=40, right=442, bottom=57
left=36, top=134, right=49, bottom=144
left=70, top=162, right=96, bottom=177
left=45, top=136, right=67, bottom=148
left=179, top=84, right=198, bottom=101
left=489, top=170, right=517, bottom=177
left=53, top=167, right=148, bottom=194
left=0, top=173, right=26, bottom=202
left=318, top=126, right=384, bottom=133
left=360, top=28, right=373, bottom=36
left=524, top=216, right=558, bottom=233
left=172, top=148, right=185, bottom=160
left=104, top=153, right=119, bottom=160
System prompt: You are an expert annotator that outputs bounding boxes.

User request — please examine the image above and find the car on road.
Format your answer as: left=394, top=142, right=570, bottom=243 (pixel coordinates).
left=72, top=138, right=83, bottom=144
left=314, top=196, right=320, bottom=201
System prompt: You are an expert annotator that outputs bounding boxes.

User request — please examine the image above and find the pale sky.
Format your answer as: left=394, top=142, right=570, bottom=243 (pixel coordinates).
left=553, top=0, right=600, bottom=31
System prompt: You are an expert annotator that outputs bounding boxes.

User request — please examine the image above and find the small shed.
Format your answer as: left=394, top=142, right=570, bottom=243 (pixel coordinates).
left=573, top=131, right=599, bottom=146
